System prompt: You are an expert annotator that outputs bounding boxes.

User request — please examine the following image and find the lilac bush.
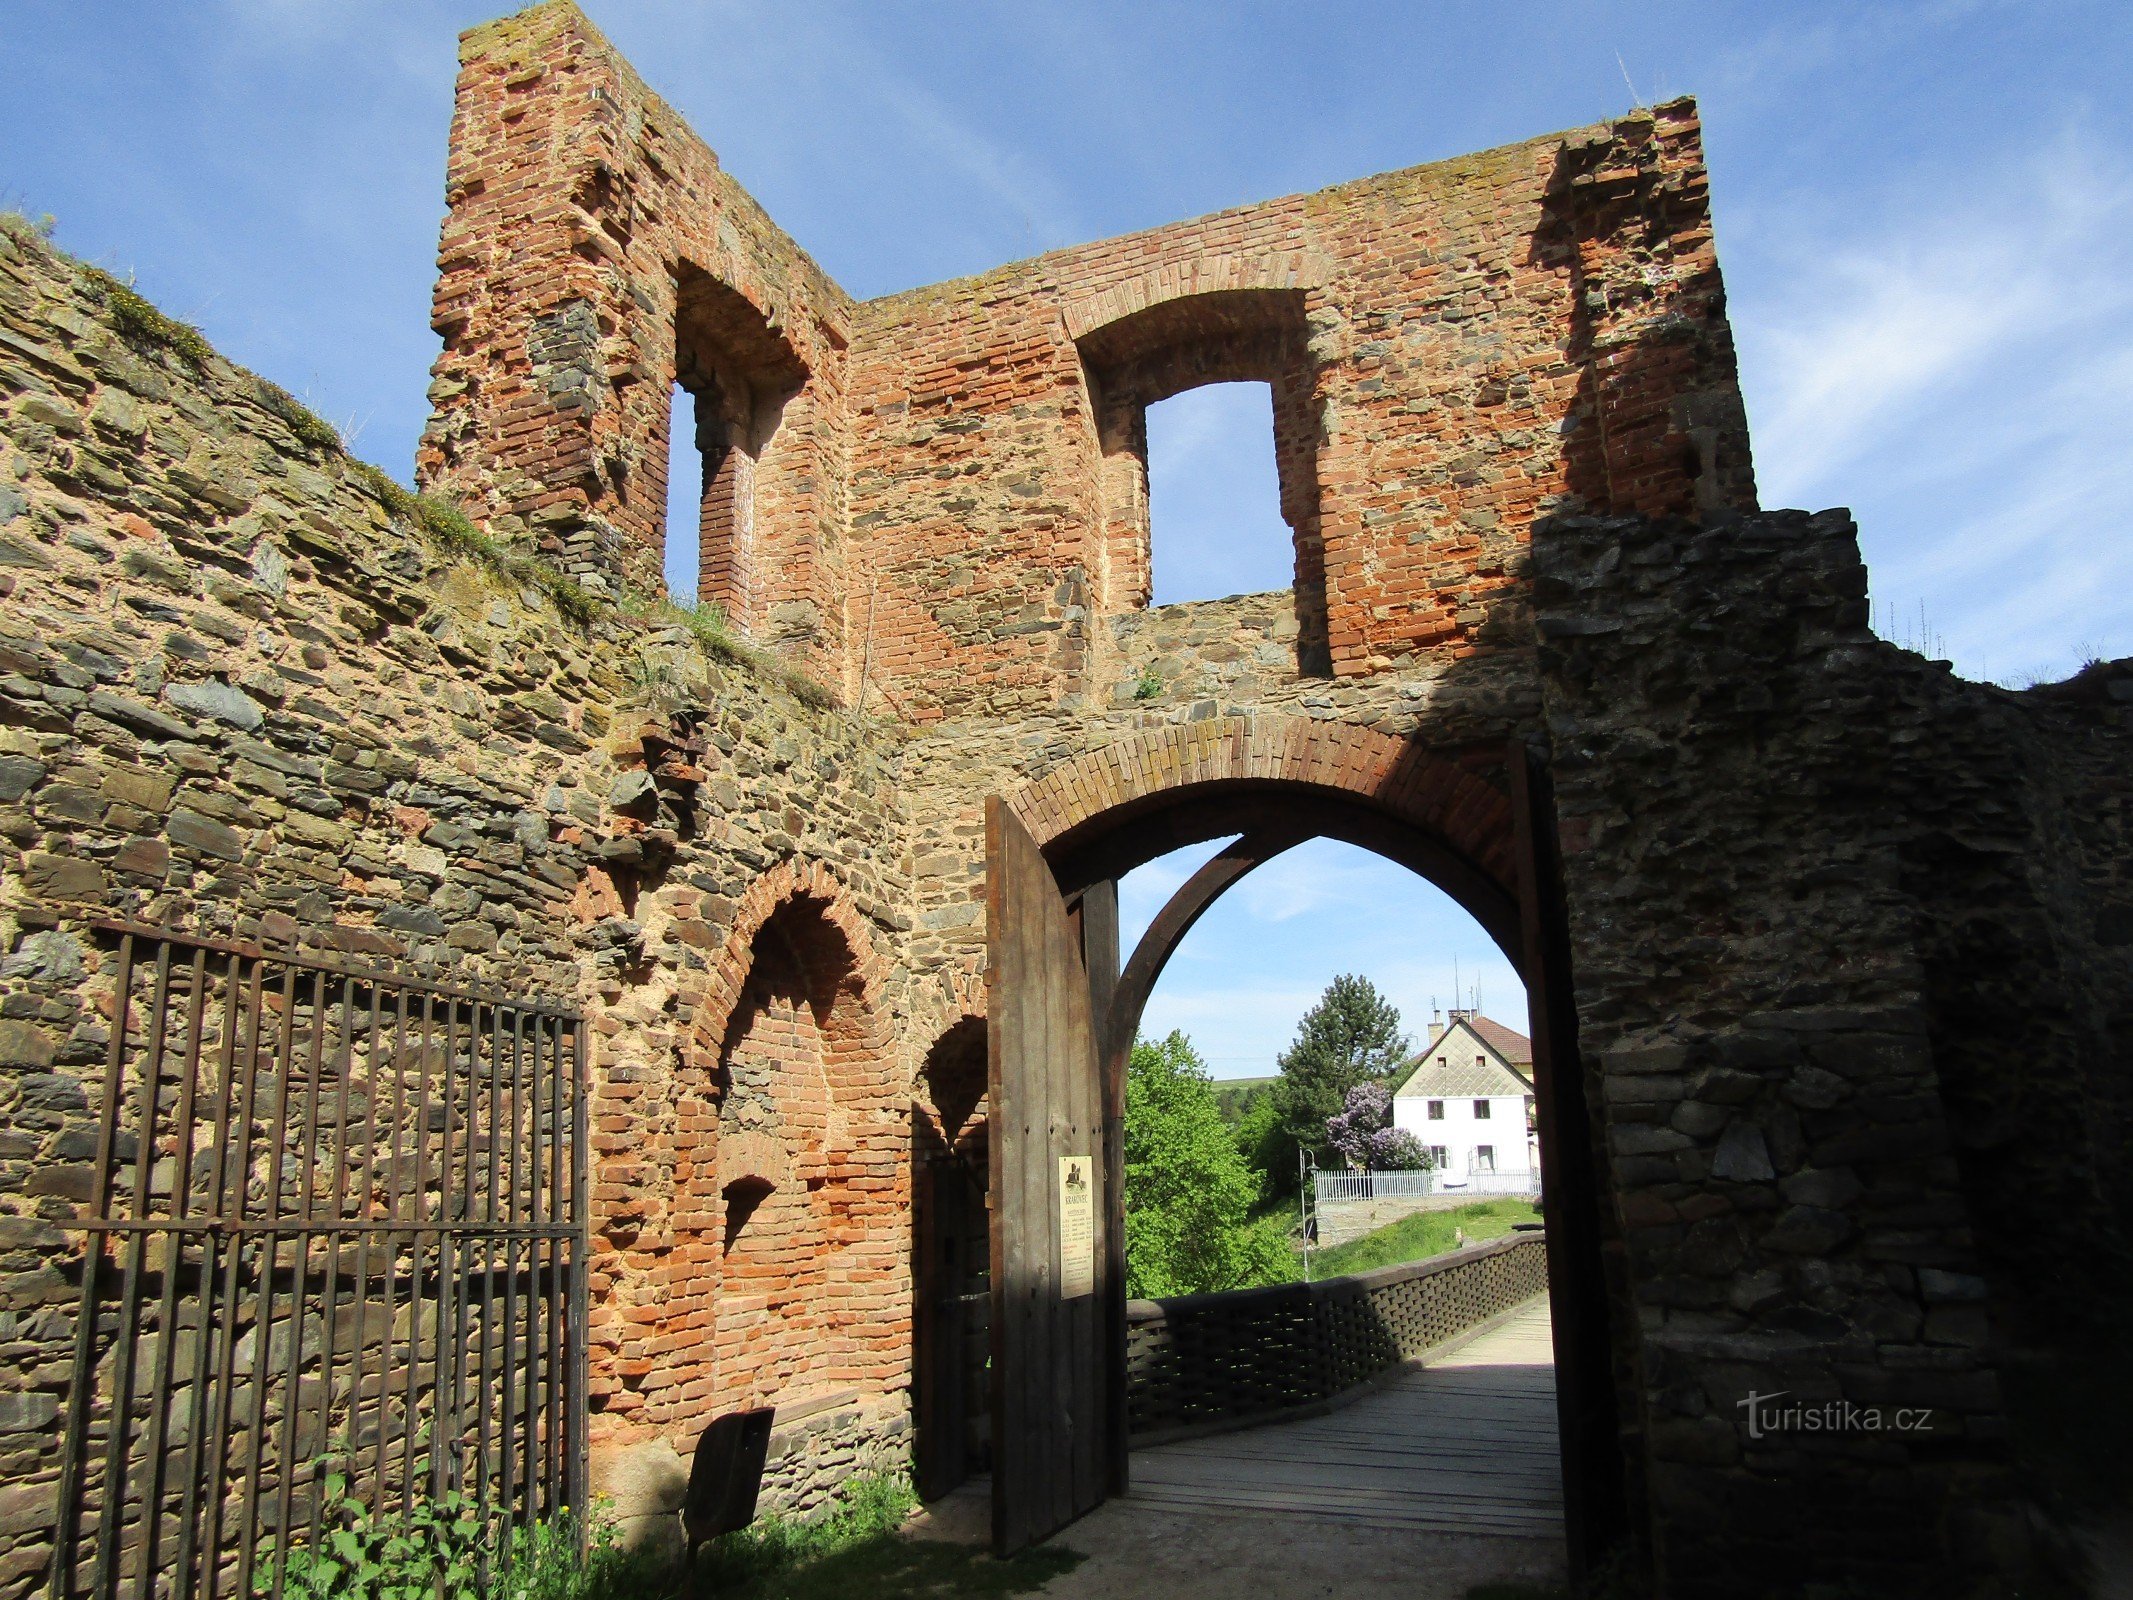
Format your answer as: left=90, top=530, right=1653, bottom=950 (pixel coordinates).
left=1325, top=1083, right=1430, bottom=1170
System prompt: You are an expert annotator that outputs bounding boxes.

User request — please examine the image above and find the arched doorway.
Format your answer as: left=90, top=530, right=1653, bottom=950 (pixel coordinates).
left=982, top=718, right=1628, bottom=1584
left=912, top=1017, right=992, bottom=1500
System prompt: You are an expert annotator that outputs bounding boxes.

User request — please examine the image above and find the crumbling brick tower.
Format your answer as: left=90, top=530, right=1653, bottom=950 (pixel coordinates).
left=417, top=2, right=1755, bottom=717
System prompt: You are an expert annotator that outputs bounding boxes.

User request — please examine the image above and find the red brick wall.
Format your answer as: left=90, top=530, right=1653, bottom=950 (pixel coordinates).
left=422, top=8, right=1755, bottom=724
left=585, top=862, right=905, bottom=1450
left=417, top=2, right=854, bottom=673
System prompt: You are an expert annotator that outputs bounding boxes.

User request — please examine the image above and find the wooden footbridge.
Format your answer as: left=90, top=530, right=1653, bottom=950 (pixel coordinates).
left=1126, top=1297, right=1563, bottom=1536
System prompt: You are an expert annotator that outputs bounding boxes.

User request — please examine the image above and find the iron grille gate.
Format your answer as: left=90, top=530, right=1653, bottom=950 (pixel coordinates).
left=52, top=923, right=590, bottom=1600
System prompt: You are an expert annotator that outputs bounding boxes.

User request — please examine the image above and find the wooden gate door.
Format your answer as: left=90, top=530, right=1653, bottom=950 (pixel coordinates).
left=985, top=799, right=1109, bottom=1554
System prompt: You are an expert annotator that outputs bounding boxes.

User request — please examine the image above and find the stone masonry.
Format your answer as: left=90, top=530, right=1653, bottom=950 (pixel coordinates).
left=0, top=3, right=2126, bottom=1596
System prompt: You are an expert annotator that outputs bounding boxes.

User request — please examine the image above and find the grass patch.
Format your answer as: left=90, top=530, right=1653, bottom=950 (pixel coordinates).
left=350, top=461, right=597, bottom=627
left=252, top=376, right=343, bottom=455
left=78, top=264, right=216, bottom=370
left=694, top=1474, right=1079, bottom=1600
left=0, top=209, right=57, bottom=250
left=622, top=590, right=840, bottom=712
left=1295, top=1198, right=1541, bottom=1280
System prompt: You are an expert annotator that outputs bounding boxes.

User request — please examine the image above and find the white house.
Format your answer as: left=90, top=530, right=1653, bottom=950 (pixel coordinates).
left=1390, top=1011, right=1538, bottom=1186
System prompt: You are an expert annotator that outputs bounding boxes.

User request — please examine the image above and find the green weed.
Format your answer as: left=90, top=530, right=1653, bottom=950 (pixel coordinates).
left=350, top=462, right=597, bottom=627
left=252, top=377, right=343, bottom=455
left=78, top=264, right=215, bottom=370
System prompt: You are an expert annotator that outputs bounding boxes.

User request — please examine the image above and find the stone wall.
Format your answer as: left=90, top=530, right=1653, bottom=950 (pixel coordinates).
left=0, top=219, right=927, bottom=1590
left=1531, top=506, right=2133, bottom=1595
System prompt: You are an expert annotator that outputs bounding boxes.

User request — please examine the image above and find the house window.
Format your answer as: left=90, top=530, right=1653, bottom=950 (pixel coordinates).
left=1429, top=1146, right=1448, bottom=1170
left=1426, top=1100, right=1444, bottom=1120
left=1474, top=1146, right=1495, bottom=1172
left=1473, top=1099, right=1491, bottom=1119
left=1476, top=1055, right=1486, bottom=1069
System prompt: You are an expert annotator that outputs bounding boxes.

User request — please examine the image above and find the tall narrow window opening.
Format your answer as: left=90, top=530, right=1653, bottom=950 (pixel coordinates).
left=1144, top=382, right=1293, bottom=605
left=663, top=379, right=703, bottom=603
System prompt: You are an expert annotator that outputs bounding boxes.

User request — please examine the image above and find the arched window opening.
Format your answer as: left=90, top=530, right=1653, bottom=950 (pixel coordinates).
left=662, top=267, right=807, bottom=632
left=1075, top=286, right=1327, bottom=673
left=662, top=381, right=701, bottom=604
left=1145, top=382, right=1294, bottom=606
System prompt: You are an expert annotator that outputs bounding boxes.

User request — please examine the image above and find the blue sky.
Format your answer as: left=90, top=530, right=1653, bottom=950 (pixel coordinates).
left=6, top=0, right=2126, bottom=1075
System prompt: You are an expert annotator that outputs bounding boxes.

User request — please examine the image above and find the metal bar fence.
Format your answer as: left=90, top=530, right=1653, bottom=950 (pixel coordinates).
left=49, top=922, right=589, bottom=1600
left=1313, top=1168, right=1541, bottom=1205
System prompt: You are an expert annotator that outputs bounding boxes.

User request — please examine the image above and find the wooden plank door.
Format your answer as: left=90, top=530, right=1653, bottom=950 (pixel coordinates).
left=985, top=798, right=1109, bottom=1554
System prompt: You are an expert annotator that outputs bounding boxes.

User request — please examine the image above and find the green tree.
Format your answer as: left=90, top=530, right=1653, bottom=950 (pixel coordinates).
left=1271, top=974, right=1411, bottom=1157
left=1123, top=1031, right=1292, bottom=1297
left=1234, top=1089, right=1301, bottom=1201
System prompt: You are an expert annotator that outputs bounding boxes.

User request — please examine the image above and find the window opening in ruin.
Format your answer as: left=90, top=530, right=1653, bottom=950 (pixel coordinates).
left=722, top=1176, right=774, bottom=1253
left=1144, top=382, right=1295, bottom=606
left=663, top=379, right=702, bottom=603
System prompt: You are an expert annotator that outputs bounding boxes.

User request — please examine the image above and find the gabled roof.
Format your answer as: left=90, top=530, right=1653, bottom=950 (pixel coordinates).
left=1390, top=1013, right=1534, bottom=1099
left=1463, top=1013, right=1532, bottom=1067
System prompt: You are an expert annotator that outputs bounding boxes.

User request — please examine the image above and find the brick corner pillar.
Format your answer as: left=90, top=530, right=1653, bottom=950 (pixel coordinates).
left=1553, top=97, right=1759, bottom=523
left=414, top=1, right=678, bottom=600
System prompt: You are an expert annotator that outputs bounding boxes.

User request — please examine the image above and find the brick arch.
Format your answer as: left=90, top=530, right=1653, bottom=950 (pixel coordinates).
left=685, top=855, right=894, bottom=1077
left=665, top=855, right=905, bottom=1420
left=1062, top=251, right=1334, bottom=345
left=1005, top=715, right=1519, bottom=900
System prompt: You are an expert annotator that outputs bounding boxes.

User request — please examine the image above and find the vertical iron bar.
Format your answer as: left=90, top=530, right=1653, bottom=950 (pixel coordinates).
left=307, top=977, right=361, bottom=1555
left=475, top=1001, right=502, bottom=1529
left=407, top=992, right=437, bottom=1502
left=376, top=988, right=410, bottom=1508
left=434, top=997, right=462, bottom=1499
left=544, top=1014, right=567, bottom=1515
left=268, top=970, right=332, bottom=1599
left=399, top=993, right=433, bottom=1505
left=232, top=957, right=300, bottom=1600
left=201, top=957, right=267, bottom=1600
left=499, top=1009, right=524, bottom=1525
left=176, top=952, right=244, bottom=1596
left=92, top=939, right=171, bottom=1599
left=520, top=1013, right=544, bottom=1519
left=132, top=948, right=210, bottom=1600
left=568, top=1016, right=589, bottom=1516
left=51, top=932, right=134, bottom=1600
left=450, top=1002, right=482, bottom=1501
left=347, top=988, right=383, bottom=1512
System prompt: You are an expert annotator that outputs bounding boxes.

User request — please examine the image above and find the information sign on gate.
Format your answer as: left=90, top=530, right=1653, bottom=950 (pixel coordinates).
left=1058, top=1154, right=1095, bottom=1299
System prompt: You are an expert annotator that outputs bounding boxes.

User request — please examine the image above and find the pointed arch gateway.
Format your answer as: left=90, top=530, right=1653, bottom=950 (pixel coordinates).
left=985, top=716, right=1628, bottom=1581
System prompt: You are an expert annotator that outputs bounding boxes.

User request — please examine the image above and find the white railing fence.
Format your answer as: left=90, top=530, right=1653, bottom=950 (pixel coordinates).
left=1313, top=1168, right=1540, bottom=1206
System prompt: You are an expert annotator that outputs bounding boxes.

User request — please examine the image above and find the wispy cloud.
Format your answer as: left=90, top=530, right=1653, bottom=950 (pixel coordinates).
left=1733, top=129, right=2133, bottom=679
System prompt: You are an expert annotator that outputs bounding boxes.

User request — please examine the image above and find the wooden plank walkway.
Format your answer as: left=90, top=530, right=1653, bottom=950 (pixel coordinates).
left=1125, top=1296, right=1563, bottom=1536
